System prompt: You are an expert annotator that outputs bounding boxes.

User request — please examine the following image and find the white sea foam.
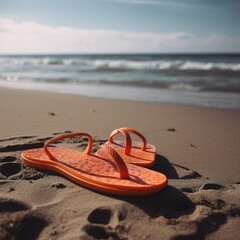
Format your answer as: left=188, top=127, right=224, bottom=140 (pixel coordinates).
left=179, top=61, right=240, bottom=71
left=90, top=60, right=182, bottom=70
left=100, top=60, right=240, bottom=71
left=1, top=56, right=240, bottom=71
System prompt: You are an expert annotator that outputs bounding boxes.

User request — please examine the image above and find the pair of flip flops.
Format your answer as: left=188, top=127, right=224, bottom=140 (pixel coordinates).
left=21, top=127, right=167, bottom=196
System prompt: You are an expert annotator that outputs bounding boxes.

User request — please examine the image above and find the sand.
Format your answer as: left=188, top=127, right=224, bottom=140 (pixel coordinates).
left=0, top=87, right=240, bottom=239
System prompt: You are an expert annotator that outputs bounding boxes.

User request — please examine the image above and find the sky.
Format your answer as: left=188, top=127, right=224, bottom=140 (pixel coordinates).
left=0, top=0, right=240, bottom=54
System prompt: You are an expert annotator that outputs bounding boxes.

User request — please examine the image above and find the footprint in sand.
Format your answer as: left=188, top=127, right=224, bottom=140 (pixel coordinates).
left=82, top=206, right=128, bottom=239
left=0, top=156, right=23, bottom=179
left=180, top=183, right=225, bottom=194
left=200, top=183, right=224, bottom=190
left=0, top=155, right=47, bottom=181
left=0, top=198, right=30, bottom=213
left=0, top=199, right=48, bottom=240
left=0, top=162, right=22, bottom=178
left=88, top=207, right=113, bottom=225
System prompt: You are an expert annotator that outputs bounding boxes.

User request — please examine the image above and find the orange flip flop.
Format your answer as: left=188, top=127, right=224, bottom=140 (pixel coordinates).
left=96, top=127, right=156, bottom=168
left=21, top=132, right=167, bottom=196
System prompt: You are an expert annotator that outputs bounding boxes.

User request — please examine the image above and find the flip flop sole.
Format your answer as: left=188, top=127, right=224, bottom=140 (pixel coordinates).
left=21, top=147, right=167, bottom=196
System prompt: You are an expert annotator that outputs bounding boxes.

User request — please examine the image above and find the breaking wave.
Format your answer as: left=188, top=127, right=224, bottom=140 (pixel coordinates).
left=1, top=54, right=240, bottom=94
left=1, top=56, right=240, bottom=71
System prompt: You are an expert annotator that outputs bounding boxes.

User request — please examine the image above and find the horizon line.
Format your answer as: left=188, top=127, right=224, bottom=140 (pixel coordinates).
left=1, top=52, right=240, bottom=56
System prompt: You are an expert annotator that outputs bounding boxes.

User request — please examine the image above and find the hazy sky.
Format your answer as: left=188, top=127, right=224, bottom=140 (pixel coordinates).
left=0, top=0, right=240, bottom=53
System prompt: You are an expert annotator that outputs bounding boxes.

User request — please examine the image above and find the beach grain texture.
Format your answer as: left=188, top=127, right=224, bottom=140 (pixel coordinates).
left=0, top=87, right=240, bottom=239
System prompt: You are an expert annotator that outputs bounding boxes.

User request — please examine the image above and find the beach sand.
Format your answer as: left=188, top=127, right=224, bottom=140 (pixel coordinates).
left=0, top=87, right=240, bottom=239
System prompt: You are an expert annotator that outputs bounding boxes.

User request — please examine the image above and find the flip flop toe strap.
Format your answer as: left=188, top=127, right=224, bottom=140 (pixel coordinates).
left=120, top=127, right=147, bottom=151
left=109, top=129, right=132, bottom=155
left=44, top=132, right=93, bottom=160
left=103, top=145, right=129, bottom=179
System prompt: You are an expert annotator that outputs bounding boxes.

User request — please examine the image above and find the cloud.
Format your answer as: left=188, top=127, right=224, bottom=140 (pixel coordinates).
left=0, top=18, right=239, bottom=54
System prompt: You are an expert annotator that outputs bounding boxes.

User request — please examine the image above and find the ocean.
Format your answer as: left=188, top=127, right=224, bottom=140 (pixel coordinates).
left=0, top=54, right=240, bottom=109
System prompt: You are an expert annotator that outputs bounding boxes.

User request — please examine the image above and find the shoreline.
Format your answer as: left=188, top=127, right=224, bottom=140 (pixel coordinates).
left=1, top=81, right=240, bottom=109
left=1, top=86, right=240, bottom=239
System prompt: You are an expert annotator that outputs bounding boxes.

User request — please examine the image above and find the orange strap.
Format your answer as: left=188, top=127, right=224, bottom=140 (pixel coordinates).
left=44, top=132, right=93, bottom=160
left=109, top=129, right=132, bottom=155
left=120, top=127, right=147, bottom=151
left=102, top=145, right=129, bottom=179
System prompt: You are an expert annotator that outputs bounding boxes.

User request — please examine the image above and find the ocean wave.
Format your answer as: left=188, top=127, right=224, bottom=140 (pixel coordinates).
left=179, top=61, right=240, bottom=71
left=1, top=57, right=240, bottom=71
left=1, top=54, right=240, bottom=94
left=90, top=60, right=240, bottom=71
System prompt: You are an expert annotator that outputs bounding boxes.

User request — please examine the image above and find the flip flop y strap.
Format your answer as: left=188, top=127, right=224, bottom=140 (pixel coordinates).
left=109, top=129, right=132, bottom=155
left=119, top=127, right=147, bottom=151
left=44, top=132, right=93, bottom=160
left=102, top=145, right=129, bottom=179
